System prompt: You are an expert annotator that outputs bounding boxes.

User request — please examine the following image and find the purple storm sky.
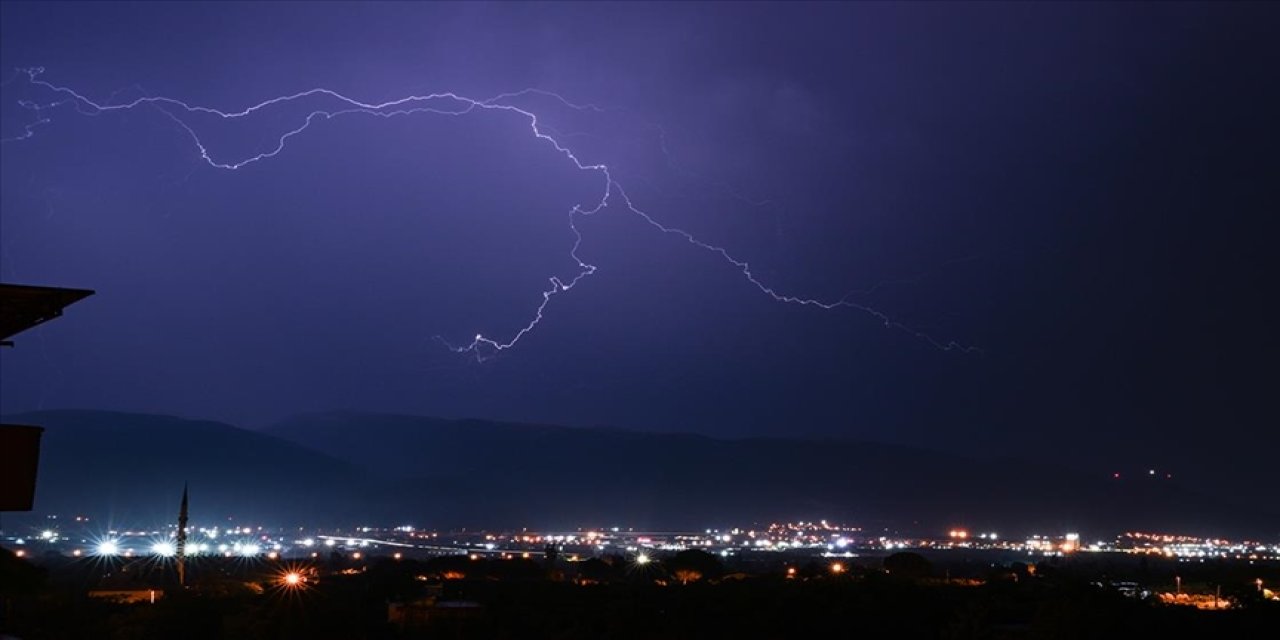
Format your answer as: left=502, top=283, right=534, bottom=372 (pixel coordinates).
left=1, top=2, right=1276, bottom=494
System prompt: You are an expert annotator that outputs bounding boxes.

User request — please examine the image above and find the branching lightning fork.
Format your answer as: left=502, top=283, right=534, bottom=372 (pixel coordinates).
left=3, top=68, right=978, bottom=358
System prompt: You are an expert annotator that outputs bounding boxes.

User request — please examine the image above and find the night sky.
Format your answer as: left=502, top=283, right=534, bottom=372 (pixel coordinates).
left=1, top=3, right=1276, bottom=491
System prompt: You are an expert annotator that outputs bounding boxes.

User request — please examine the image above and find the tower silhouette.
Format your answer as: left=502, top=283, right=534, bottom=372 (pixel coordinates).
left=176, top=483, right=188, bottom=587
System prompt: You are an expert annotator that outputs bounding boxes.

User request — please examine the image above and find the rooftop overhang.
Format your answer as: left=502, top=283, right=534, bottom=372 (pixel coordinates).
left=0, top=282, right=95, bottom=346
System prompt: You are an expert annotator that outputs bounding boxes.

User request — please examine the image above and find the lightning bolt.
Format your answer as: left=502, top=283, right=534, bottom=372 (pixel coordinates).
left=2, top=67, right=979, bottom=359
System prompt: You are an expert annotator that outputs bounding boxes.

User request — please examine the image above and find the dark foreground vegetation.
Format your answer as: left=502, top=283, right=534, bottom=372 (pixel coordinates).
left=2, top=548, right=1277, bottom=639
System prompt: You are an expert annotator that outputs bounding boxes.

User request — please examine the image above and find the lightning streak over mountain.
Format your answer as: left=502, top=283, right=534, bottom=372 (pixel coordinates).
left=3, top=68, right=977, bottom=358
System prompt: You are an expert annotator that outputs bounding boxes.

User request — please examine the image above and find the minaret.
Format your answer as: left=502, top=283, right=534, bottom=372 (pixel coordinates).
left=176, top=483, right=188, bottom=587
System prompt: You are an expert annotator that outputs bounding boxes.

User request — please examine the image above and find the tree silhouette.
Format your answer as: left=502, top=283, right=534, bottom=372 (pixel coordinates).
left=883, top=552, right=932, bottom=580
left=665, top=549, right=723, bottom=583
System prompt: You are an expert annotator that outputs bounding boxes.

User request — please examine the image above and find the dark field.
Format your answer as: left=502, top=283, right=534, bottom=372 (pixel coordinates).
left=4, top=549, right=1278, bottom=639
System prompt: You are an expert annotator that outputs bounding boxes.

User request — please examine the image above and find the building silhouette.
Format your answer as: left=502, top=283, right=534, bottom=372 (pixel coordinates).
left=0, top=283, right=94, bottom=513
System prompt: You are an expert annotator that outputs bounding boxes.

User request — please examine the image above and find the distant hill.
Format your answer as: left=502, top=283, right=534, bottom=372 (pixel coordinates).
left=6, top=410, right=1272, bottom=537
left=3, top=410, right=372, bottom=527
left=264, top=412, right=1279, bottom=538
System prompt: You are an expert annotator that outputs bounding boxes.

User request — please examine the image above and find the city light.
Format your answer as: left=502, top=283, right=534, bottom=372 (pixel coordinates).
left=282, top=571, right=303, bottom=587
left=16, top=521, right=1277, bottom=586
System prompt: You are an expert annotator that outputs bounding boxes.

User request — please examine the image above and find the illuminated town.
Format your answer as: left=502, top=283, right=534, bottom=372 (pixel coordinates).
left=5, top=516, right=1278, bottom=609
left=10, top=518, right=1280, bottom=565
